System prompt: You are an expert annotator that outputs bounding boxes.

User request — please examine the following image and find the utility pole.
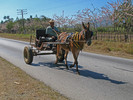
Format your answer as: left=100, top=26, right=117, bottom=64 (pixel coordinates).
left=17, top=9, right=27, bottom=34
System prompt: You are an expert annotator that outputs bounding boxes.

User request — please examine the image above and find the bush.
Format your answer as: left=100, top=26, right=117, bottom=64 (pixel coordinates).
left=97, top=27, right=108, bottom=32
left=6, top=21, right=14, bottom=32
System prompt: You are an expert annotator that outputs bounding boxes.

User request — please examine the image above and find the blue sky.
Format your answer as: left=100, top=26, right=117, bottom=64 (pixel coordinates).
left=0, top=0, right=116, bottom=21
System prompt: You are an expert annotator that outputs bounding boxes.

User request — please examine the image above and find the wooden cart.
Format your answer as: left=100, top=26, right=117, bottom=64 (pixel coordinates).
left=23, top=29, right=68, bottom=64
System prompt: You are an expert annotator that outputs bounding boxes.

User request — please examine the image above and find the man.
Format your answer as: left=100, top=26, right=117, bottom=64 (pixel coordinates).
left=46, top=19, right=59, bottom=41
left=45, top=19, right=60, bottom=50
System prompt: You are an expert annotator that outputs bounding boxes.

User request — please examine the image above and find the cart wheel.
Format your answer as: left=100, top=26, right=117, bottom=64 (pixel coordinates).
left=58, top=49, right=65, bottom=62
left=23, top=46, right=33, bottom=64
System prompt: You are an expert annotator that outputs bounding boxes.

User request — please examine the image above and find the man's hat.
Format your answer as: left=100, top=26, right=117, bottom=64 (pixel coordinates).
left=49, top=19, right=55, bottom=23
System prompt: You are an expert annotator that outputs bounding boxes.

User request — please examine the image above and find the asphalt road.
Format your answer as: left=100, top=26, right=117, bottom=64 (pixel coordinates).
left=0, top=37, right=133, bottom=100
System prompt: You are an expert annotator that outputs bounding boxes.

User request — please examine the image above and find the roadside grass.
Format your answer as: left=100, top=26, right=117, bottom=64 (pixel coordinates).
left=0, top=57, right=69, bottom=100
left=0, top=33, right=133, bottom=59
left=0, top=33, right=35, bottom=42
left=84, top=40, right=133, bottom=59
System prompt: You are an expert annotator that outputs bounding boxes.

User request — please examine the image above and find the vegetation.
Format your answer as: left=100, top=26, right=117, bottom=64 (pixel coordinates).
left=6, top=21, right=14, bottom=32
left=0, top=15, right=50, bottom=34
left=0, top=0, right=132, bottom=34
left=0, top=1, right=132, bottom=99
left=0, top=0, right=132, bottom=58
left=53, top=0, right=133, bottom=33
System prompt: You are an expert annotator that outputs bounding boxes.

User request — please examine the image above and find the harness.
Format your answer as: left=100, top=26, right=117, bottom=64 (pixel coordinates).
left=72, top=32, right=82, bottom=50
left=59, top=32, right=85, bottom=50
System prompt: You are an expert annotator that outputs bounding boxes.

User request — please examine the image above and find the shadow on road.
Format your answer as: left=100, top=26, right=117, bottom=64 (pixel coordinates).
left=79, top=69, right=126, bottom=84
left=32, top=61, right=126, bottom=85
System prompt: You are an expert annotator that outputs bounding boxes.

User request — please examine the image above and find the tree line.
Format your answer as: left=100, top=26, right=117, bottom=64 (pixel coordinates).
left=0, top=0, right=132, bottom=34
left=0, top=15, right=51, bottom=33
left=53, top=0, right=133, bottom=33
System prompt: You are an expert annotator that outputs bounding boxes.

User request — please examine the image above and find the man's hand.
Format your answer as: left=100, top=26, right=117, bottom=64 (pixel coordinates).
left=51, top=36, right=55, bottom=39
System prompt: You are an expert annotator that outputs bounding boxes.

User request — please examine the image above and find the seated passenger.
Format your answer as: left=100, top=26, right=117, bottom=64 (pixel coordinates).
left=46, top=19, right=60, bottom=41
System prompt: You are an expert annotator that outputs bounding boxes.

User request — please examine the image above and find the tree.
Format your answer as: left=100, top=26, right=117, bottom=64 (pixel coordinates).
left=6, top=21, right=14, bottom=32
left=3, top=16, right=7, bottom=20
left=30, top=15, right=32, bottom=19
left=16, top=17, right=19, bottom=21
left=74, top=8, right=100, bottom=30
left=40, top=15, right=47, bottom=21
left=100, top=0, right=133, bottom=32
left=6, top=16, right=10, bottom=20
left=35, top=14, right=38, bottom=18
left=1, top=20, right=4, bottom=24
left=53, top=11, right=68, bottom=27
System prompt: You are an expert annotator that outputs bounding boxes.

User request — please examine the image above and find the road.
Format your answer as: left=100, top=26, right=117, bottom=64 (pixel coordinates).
left=0, top=37, right=133, bottom=100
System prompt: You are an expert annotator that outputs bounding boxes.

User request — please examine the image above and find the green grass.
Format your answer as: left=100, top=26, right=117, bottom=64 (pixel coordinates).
left=0, top=33, right=35, bottom=38
left=0, top=33, right=35, bottom=41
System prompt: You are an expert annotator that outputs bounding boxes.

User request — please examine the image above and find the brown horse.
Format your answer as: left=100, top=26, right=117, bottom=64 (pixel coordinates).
left=55, top=22, right=92, bottom=74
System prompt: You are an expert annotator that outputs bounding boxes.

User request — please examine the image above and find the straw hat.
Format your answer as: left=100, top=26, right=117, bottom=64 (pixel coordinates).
left=49, top=19, right=55, bottom=23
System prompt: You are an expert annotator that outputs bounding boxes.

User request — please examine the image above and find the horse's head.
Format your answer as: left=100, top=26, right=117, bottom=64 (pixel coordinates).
left=82, top=22, right=93, bottom=46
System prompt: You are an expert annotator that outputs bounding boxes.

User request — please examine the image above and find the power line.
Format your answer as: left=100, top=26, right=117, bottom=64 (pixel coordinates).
left=17, top=9, right=27, bottom=34
left=17, top=9, right=27, bottom=19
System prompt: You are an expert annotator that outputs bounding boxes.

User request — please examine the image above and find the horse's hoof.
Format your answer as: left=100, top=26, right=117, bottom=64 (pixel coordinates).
left=66, top=68, right=69, bottom=70
left=70, top=65, right=74, bottom=68
left=66, top=67, right=69, bottom=70
left=65, top=65, right=69, bottom=70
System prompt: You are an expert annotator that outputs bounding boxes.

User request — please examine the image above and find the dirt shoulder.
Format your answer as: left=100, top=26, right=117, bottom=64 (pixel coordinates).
left=0, top=57, right=69, bottom=100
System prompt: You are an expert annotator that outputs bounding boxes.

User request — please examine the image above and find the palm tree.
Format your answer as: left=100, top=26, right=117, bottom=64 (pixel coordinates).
left=3, top=16, right=7, bottom=20
left=7, top=16, right=10, bottom=20
left=30, top=15, right=32, bottom=19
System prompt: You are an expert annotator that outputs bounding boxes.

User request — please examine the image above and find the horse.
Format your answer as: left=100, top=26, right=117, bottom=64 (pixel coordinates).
left=55, top=22, right=93, bottom=74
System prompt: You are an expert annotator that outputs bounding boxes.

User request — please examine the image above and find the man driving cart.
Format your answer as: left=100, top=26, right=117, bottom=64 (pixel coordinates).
left=46, top=19, right=60, bottom=41
left=45, top=19, right=60, bottom=50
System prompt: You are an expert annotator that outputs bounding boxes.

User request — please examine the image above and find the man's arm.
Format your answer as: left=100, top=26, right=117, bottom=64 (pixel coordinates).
left=53, top=27, right=60, bottom=36
left=46, top=27, right=51, bottom=37
left=54, top=27, right=60, bottom=32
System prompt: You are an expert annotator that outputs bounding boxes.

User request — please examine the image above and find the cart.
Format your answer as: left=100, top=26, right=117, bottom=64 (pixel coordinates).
left=23, top=29, right=68, bottom=64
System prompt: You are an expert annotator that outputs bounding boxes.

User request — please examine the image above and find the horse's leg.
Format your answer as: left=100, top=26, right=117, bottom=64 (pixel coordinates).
left=70, top=63, right=75, bottom=68
left=64, top=50, right=69, bottom=70
left=74, top=51, right=80, bottom=74
left=75, top=51, right=80, bottom=74
left=55, top=45, right=60, bottom=64
left=70, top=48, right=77, bottom=68
left=70, top=50, right=75, bottom=68
left=70, top=49, right=80, bottom=74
